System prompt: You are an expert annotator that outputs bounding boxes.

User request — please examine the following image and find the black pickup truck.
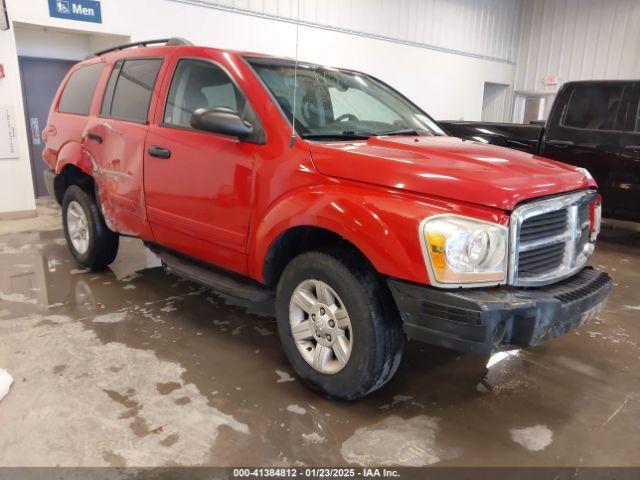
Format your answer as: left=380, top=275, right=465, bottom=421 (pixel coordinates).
left=441, top=80, right=640, bottom=222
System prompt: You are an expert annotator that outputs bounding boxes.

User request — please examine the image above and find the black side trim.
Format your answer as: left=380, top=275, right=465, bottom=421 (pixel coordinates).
left=147, top=243, right=274, bottom=302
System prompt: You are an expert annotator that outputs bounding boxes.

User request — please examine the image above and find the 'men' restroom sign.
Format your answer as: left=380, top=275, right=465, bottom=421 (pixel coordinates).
left=48, top=0, right=102, bottom=23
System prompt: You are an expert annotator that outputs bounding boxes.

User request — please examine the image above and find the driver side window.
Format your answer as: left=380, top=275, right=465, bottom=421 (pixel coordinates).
left=164, top=59, right=247, bottom=128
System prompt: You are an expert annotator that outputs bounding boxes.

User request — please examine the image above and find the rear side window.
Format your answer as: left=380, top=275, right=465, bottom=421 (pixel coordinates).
left=100, top=58, right=162, bottom=123
left=562, top=85, right=625, bottom=131
left=58, top=63, right=104, bottom=115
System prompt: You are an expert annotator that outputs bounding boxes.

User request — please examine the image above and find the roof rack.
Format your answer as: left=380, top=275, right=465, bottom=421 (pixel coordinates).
left=94, top=37, right=193, bottom=56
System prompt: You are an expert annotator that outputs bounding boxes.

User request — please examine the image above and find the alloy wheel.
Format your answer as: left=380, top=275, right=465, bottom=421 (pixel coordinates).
left=289, top=279, right=353, bottom=374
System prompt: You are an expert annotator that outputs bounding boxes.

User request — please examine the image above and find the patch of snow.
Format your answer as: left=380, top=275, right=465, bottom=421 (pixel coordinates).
left=286, top=404, right=306, bottom=415
left=275, top=370, right=295, bottom=383
left=121, top=273, right=142, bottom=282
left=302, top=432, right=326, bottom=444
left=0, top=313, right=249, bottom=465
left=231, top=325, right=245, bottom=335
left=0, top=292, right=36, bottom=304
left=122, top=284, right=136, bottom=290
left=160, top=306, right=177, bottom=313
left=70, top=268, right=90, bottom=275
left=623, top=305, right=640, bottom=311
left=0, top=369, right=13, bottom=401
left=341, top=415, right=445, bottom=466
left=379, top=394, right=413, bottom=410
left=92, top=312, right=128, bottom=324
left=510, top=425, right=553, bottom=451
left=44, top=315, right=73, bottom=324
left=254, top=326, right=273, bottom=336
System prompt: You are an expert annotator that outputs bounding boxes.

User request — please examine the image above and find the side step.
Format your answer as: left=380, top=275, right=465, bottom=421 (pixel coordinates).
left=152, top=246, right=274, bottom=302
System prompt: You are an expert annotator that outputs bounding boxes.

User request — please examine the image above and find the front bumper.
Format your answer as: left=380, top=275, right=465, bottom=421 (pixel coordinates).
left=387, top=267, right=612, bottom=354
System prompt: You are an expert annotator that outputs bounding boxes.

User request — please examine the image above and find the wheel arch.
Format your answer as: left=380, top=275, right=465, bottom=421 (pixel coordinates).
left=51, top=141, right=97, bottom=203
left=261, top=225, right=376, bottom=287
left=53, top=164, right=96, bottom=204
left=250, top=185, right=426, bottom=286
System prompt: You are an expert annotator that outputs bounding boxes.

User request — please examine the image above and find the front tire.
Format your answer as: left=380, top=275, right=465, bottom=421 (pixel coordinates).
left=62, top=185, right=119, bottom=271
left=276, top=250, right=404, bottom=400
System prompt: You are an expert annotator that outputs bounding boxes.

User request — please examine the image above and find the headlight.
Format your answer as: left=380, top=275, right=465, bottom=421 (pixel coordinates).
left=420, top=215, right=508, bottom=286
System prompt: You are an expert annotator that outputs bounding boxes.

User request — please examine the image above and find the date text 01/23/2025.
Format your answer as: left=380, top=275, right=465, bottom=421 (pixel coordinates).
left=232, top=468, right=401, bottom=478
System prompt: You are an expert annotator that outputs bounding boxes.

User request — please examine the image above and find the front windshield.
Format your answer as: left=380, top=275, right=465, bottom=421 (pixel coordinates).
left=247, top=58, right=445, bottom=140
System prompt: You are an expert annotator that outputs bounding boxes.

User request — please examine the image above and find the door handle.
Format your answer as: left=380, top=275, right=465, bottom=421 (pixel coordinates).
left=87, top=133, right=103, bottom=144
left=546, top=139, right=574, bottom=148
left=148, top=145, right=171, bottom=159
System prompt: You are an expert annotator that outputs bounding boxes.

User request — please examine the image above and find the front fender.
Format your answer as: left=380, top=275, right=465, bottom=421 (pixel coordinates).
left=249, top=183, right=503, bottom=285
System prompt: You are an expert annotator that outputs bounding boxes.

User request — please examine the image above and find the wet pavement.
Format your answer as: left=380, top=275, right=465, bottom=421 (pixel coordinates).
left=0, top=200, right=639, bottom=467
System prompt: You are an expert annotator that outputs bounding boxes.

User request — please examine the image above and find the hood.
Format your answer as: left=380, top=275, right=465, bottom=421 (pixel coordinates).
left=308, top=136, right=593, bottom=211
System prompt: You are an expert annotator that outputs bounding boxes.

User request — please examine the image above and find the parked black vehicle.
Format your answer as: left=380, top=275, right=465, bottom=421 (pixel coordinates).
left=441, top=80, right=640, bottom=222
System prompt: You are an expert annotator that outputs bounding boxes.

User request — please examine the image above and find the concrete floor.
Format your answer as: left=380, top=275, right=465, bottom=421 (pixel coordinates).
left=0, top=199, right=638, bottom=467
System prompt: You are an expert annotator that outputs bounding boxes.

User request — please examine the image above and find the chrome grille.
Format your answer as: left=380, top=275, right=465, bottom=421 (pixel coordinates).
left=509, top=190, right=599, bottom=286
left=519, top=209, right=567, bottom=242
left=518, top=242, right=565, bottom=276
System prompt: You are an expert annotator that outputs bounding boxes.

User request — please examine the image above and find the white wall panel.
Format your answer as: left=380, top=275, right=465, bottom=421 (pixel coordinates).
left=0, top=0, right=518, bottom=213
left=14, top=25, right=91, bottom=61
left=515, top=0, right=640, bottom=94
left=174, top=0, right=523, bottom=63
left=481, top=82, right=511, bottom=122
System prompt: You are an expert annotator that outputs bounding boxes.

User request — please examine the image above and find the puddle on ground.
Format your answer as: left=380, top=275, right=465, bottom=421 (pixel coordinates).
left=0, top=204, right=639, bottom=466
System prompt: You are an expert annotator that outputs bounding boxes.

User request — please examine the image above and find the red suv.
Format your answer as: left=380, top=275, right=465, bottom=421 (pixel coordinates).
left=42, top=38, right=612, bottom=399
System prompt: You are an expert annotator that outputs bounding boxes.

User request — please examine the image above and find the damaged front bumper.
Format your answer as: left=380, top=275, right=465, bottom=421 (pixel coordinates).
left=387, top=267, right=612, bottom=354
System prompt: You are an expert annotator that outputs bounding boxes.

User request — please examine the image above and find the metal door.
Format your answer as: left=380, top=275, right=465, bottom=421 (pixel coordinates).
left=19, top=57, right=75, bottom=197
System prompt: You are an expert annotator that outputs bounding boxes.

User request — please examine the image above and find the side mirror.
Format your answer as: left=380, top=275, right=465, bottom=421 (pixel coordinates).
left=190, top=107, right=254, bottom=139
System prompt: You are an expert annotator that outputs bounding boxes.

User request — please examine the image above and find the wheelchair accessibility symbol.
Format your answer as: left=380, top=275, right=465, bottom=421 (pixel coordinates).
left=56, top=0, right=70, bottom=14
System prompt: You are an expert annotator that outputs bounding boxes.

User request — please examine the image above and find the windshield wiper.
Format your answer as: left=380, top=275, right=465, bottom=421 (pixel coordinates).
left=301, top=128, right=422, bottom=141
left=341, top=128, right=420, bottom=137
left=375, top=128, right=420, bottom=136
left=301, top=132, right=371, bottom=140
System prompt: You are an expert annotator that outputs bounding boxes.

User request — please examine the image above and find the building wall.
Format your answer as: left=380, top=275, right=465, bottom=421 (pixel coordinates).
left=481, top=82, right=512, bottom=122
left=14, top=25, right=92, bottom=61
left=515, top=0, right=640, bottom=95
left=0, top=0, right=519, bottom=214
left=173, top=0, right=523, bottom=63
left=0, top=27, right=37, bottom=215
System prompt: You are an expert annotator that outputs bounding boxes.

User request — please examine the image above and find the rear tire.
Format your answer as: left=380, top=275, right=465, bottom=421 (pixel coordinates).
left=62, top=185, right=119, bottom=271
left=276, top=249, right=404, bottom=400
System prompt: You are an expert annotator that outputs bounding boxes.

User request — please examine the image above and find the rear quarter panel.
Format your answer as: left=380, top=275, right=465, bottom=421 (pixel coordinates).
left=43, top=59, right=109, bottom=175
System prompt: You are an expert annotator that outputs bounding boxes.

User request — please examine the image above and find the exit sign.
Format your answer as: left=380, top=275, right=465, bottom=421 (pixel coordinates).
left=543, top=75, right=559, bottom=85
left=48, top=0, right=102, bottom=24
